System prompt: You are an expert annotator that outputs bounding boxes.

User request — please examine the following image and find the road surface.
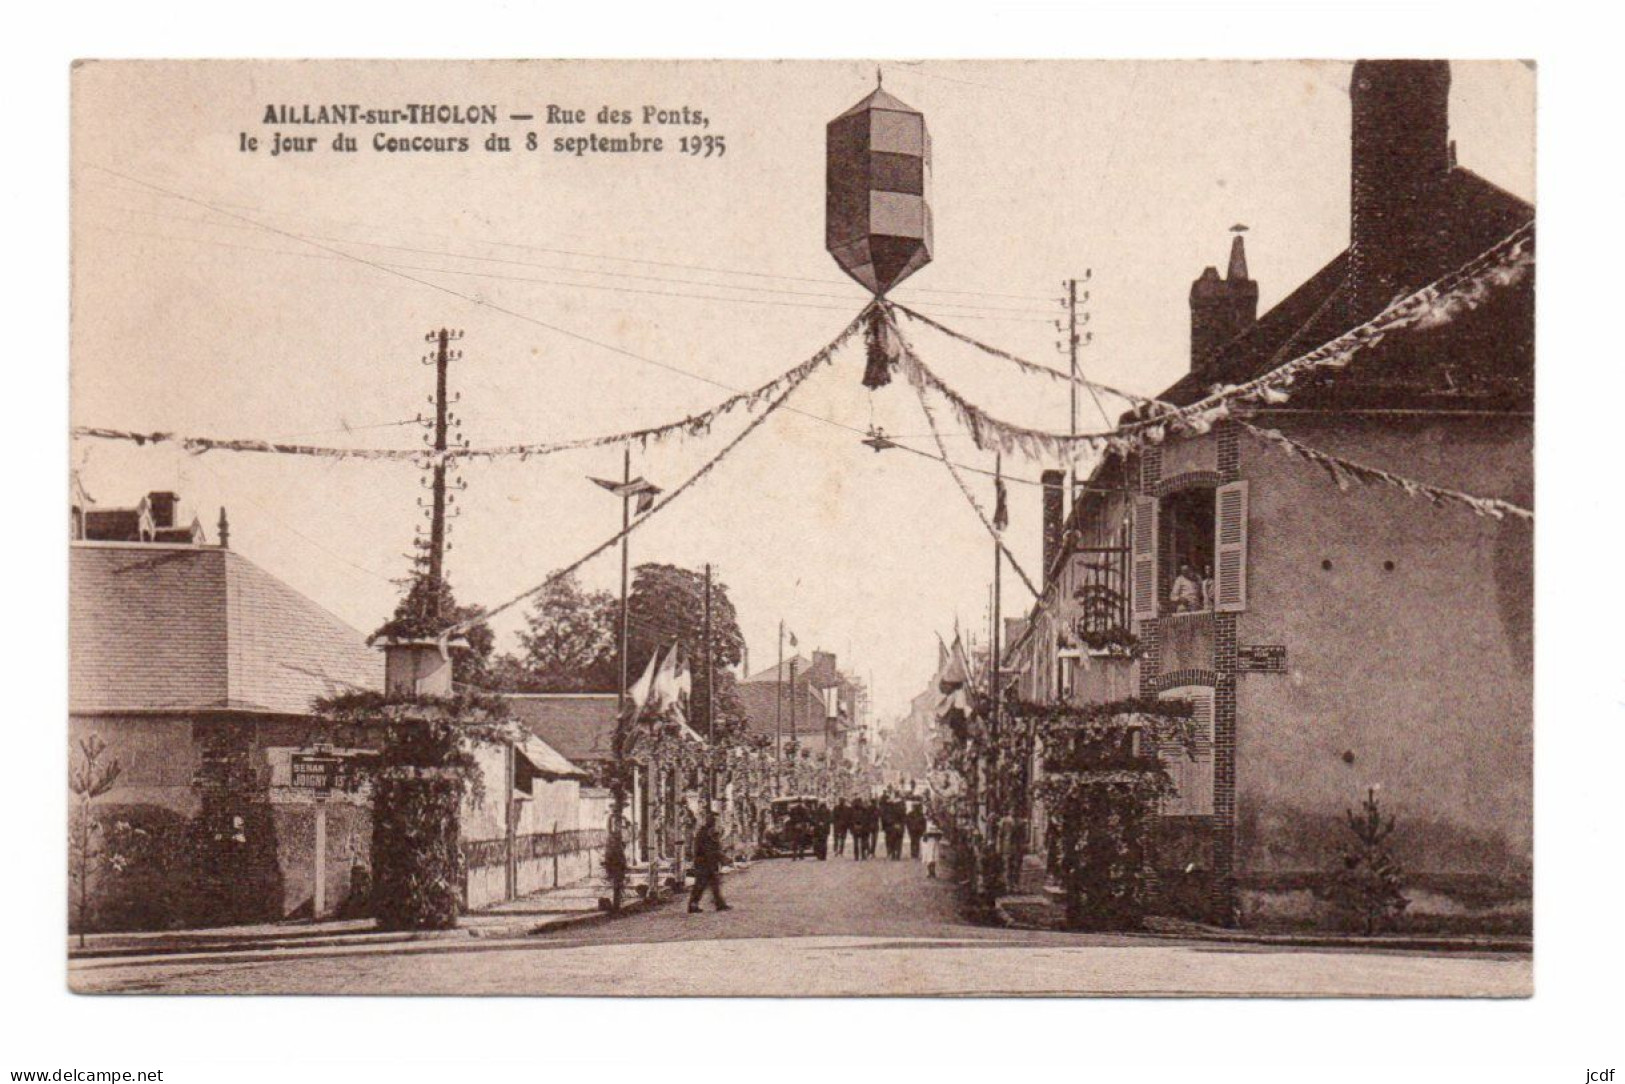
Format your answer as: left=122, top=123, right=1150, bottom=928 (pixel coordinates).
left=69, top=855, right=1530, bottom=996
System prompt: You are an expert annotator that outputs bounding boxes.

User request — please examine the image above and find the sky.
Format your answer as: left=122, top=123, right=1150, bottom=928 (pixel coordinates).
left=69, top=60, right=1534, bottom=723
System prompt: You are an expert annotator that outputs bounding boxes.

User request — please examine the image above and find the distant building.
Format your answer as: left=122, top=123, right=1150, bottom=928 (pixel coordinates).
left=1004, top=60, right=1532, bottom=931
left=737, top=650, right=860, bottom=761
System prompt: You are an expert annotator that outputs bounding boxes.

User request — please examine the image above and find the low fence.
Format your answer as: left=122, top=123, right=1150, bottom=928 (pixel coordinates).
left=463, top=828, right=609, bottom=910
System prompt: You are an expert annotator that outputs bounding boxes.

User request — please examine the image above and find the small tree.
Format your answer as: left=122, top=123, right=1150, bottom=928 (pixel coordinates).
left=1327, top=786, right=1409, bottom=935
left=68, top=734, right=122, bottom=945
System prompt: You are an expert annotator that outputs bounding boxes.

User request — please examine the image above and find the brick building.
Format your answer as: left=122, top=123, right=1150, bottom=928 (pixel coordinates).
left=737, top=650, right=859, bottom=761
left=1004, top=60, right=1532, bottom=931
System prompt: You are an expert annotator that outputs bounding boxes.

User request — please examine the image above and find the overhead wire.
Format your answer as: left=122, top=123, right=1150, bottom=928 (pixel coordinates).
left=80, top=166, right=1067, bottom=487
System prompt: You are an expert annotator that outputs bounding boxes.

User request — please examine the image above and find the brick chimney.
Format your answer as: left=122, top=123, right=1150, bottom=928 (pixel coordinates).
left=1041, top=469, right=1065, bottom=585
left=145, top=490, right=179, bottom=530
left=1350, top=59, right=1453, bottom=311
left=1189, top=232, right=1258, bottom=370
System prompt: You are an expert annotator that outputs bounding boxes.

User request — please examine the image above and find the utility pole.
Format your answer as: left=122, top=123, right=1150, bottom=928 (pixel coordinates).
left=1061, top=274, right=1096, bottom=517
left=418, top=328, right=465, bottom=612
left=591, top=447, right=661, bottom=910
left=775, top=620, right=784, bottom=792
left=704, top=562, right=715, bottom=805
left=991, top=455, right=1004, bottom=819
left=789, top=657, right=799, bottom=788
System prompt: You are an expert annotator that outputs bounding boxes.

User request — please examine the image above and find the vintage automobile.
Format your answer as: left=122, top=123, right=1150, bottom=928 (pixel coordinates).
left=760, top=795, right=822, bottom=857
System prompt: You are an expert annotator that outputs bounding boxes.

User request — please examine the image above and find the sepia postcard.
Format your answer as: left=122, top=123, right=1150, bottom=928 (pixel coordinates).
left=67, top=58, right=1534, bottom=997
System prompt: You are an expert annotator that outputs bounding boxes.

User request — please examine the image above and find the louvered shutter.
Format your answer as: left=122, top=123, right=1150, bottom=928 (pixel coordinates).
left=1159, top=689, right=1214, bottom=815
left=1131, top=495, right=1159, bottom=620
left=1213, top=481, right=1249, bottom=613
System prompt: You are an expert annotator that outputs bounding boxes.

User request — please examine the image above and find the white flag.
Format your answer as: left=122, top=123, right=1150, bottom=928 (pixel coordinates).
left=628, top=645, right=664, bottom=713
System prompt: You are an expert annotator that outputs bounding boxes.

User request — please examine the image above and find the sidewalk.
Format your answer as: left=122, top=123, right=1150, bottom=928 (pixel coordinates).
left=995, top=895, right=1532, bottom=954
left=67, top=862, right=733, bottom=961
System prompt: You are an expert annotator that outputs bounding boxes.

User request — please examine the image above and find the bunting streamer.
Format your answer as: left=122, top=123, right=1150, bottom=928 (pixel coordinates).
left=439, top=321, right=844, bottom=638
left=891, top=308, right=1114, bottom=464
left=1241, top=422, right=1533, bottom=521
left=890, top=301, right=1156, bottom=408
left=1116, top=220, right=1535, bottom=437
left=889, top=220, right=1532, bottom=460
left=70, top=306, right=873, bottom=466
left=908, top=355, right=1042, bottom=600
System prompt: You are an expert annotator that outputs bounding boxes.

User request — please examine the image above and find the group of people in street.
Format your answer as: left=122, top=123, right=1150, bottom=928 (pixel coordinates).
left=832, top=791, right=929, bottom=861
left=688, top=788, right=949, bottom=916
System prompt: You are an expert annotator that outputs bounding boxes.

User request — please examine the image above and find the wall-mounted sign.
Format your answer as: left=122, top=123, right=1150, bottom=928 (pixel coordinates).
left=291, top=753, right=347, bottom=792
left=1237, top=644, right=1287, bottom=673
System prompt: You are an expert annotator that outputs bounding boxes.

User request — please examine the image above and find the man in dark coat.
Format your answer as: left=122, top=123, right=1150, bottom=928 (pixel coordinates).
left=788, top=804, right=808, bottom=861
left=906, top=800, right=926, bottom=860
left=812, top=801, right=830, bottom=860
left=854, top=799, right=872, bottom=860
left=688, top=813, right=731, bottom=913
left=865, top=800, right=883, bottom=859
left=884, top=797, right=905, bottom=860
left=833, top=799, right=850, bottom=856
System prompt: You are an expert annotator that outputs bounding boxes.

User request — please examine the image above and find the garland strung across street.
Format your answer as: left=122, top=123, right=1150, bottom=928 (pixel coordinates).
left=882, top=220, right=1533, bottom=460
left=438, top=305, right=872, bottom=639
left=892, top=306, right=1123, bottom=464
left=1240, top=422, right=1534, bottom=521
left=69, top=312, right=871, bottom=466
left=889, top=301, right=1156, bottom=409
left=895, top=317, right=1042, bottom=600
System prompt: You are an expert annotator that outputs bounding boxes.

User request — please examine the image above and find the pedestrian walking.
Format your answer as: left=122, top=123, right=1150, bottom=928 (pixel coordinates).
left=688, top=813, right=731, bottom=914
left=905, top=801, right=926, bottom=860
left=833, top=799, right=850, bottom=856
left=813, top=801, right=830, bottom=861
left=921, top=821, right=942, bottom=879
left=850, top=798, right=868, bottom=860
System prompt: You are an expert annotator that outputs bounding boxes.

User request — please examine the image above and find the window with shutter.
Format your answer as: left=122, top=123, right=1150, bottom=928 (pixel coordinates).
left=1213, top=481, right=1249, bottom=613
left=1158, top=687, right=1214, bottom=816
left=1131, top=495, right=1159, bottom=620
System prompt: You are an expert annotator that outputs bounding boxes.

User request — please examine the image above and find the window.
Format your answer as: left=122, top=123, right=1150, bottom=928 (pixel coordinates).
left=1158, top=687, right=1214, bottom=816
left=1160, top=488, right=1215, bottom=612
left=1130, top=481, right=1249, bottom=618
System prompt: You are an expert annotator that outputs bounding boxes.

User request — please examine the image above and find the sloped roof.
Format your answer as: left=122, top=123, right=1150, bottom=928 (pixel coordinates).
left=742, top=654, right=813, bottom=685
left=1160, top=169, right=1533, bottom=410
left=70, top=543, right=382, bottom=716
left=515, top=735, right=592, bottom=783
left=504, top=694, right=619, bottom=763
left=735, top=680, right=846, bottom=743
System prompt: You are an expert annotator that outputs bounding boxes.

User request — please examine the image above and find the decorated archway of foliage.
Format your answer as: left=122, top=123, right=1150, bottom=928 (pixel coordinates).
left=316, top=691, right=515, bottom=931
left=937, top=693, right=1197, bottom=930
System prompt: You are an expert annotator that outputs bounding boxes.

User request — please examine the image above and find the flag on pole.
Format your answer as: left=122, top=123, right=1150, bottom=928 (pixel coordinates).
left=993, top=458, right=1009, bottom=533
left=786, top=628, right=798, bottom=648
left=628, top=645, right=664, bottom=713
left=590, top=475, right=662, bottom=513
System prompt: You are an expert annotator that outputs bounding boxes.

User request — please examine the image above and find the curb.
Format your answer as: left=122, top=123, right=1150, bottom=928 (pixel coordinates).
left=994, top=900, right=1531, bottom=954
left=69, top=865, right=746, bottom=961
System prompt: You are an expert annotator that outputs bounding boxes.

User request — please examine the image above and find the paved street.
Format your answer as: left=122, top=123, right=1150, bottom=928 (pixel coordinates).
left=69, top=856, right=1530, bottom=997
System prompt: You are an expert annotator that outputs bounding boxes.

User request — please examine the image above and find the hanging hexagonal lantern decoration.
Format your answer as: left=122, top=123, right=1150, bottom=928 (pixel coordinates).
left=827, top=79, right=932, bottom=389
left=827, top=81, right=933, bottom=297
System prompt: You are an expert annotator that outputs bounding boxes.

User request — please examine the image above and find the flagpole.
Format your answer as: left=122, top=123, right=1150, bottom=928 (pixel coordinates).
left=612, top=447, right=632, bottom=908
left=775, top=619, right=784, bottom=794
left=704, top=562, right=715, bottom=806
left=991, top=454, right=1004, bottom=832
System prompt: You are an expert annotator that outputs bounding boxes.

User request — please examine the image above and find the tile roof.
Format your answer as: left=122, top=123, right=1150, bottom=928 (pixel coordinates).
left=1160, top=169, right=1533, bottom=411
left=70, top=543, right=382, bottom=716
left=503, top=694, right=620, bottom=764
